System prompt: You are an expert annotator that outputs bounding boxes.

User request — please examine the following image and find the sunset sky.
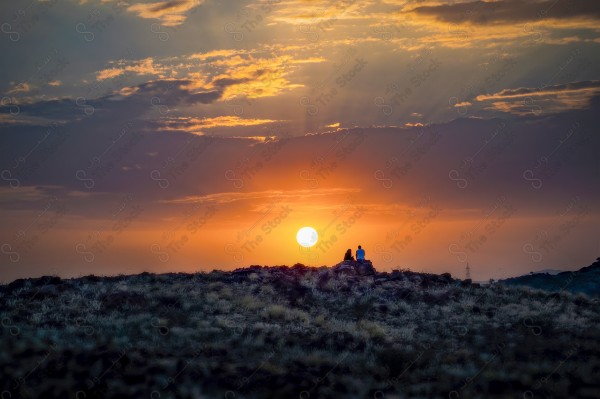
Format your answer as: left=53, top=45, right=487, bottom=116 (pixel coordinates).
left=1, top=0, right=599, bottom=282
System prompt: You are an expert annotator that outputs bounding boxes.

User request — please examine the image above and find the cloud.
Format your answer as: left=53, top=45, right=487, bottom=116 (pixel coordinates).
left=127, top=0, right=204, bottom=26
left=0, top=185, right=63, bottom=206
left=125, top=78, right=223, bottom=105
left=453, top=101, right=472, bottom=107
left=6, top=82, right=33, bottom=94
left=269, top=0, right=369, bottom=25
left=0, top=78, right=228, bottom=123
left=190, top=49, right=245, bottom=61
left=476, top=80, right=600, bottom=115
left=385, top=0, right=600, bottom=49
left=96, top=58, right=168, bottom=81
left=176, top=51, right=325, bottom=99
left=210, top=54, right=322, bottom=100
left=410, top=0, right=600, bottom=25
left=157, top=115, right=282, bottom=134
left=93, top=49, right=324, bottom=100
left=162, top=187, right=361, bottom=205
left=1, top=116, right=598, bottom=222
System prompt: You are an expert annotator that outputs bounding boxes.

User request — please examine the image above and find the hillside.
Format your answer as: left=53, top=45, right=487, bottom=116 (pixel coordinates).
left=529, top=269, right=564, bottom=275
left=499, top=258, right=600, bottom=297
left=1, top=264, right=599, bottom=398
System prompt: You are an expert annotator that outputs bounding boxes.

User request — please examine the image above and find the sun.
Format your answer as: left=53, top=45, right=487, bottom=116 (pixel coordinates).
left=296, top=226, right=318, bottom=248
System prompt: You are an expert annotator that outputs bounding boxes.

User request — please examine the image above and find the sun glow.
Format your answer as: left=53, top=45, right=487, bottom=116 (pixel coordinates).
left=296, top=226, right=318, bottom=248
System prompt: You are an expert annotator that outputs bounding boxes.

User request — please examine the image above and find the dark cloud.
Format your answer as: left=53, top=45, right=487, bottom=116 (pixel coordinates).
left=0, top=98, right=79, bottom=120
left=412, top=0, right=600, bottom=24
left=150, top=0, right=191, bottom=13
left=130, top=79, right=223, bottom=105
left=483, top=80, right=600, bottom=97
left=2, top=105, right=598, bottom=214
left=0, top=79, right=227, bottom=122
left=475, top=80, right=600, bottom=115
left=211, top=77, right=252, bottom=88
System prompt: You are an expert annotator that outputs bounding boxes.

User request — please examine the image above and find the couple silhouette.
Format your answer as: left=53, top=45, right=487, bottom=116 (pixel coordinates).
left=343, top=245, right=365, bottom=264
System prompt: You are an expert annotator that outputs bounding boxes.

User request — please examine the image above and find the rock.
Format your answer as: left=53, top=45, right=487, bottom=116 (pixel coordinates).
left=356, top=261, right=376, bottom=276
left=333, top=262, right=355, bottom=272
left=332, top=260, right=376, bottom=276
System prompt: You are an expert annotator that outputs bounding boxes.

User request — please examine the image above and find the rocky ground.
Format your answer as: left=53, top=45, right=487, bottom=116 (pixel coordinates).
left=1, top=264, right=599, bottom=398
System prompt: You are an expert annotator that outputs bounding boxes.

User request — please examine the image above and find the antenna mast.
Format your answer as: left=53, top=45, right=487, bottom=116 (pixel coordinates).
left=466, top=262, right=471, bottom=280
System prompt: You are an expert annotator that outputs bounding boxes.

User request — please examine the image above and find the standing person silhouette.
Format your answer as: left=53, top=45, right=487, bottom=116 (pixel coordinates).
left=356, top=245, right=365, bottom=264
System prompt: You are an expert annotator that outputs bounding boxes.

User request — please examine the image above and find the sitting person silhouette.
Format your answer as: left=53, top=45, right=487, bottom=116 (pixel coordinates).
left=343, top=248, right=354, bottom=262
left=356, top=245, right=365, bottom=264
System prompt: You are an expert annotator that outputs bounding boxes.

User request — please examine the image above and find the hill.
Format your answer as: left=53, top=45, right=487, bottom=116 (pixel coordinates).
left=499, top=258, right=600, bottom=296
left=1, top=264, right=599, bottom=398
left=530, top=269, right=564, bottom=275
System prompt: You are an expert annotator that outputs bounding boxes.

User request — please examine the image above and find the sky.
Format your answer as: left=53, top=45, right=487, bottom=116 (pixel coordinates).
left=1, top=0, right=599, bottom=282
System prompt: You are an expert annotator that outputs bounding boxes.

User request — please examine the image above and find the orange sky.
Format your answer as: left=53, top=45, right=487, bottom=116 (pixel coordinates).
left=1, top=123, right=598, bottom=282
left=1, top=0, right=599, bottom=282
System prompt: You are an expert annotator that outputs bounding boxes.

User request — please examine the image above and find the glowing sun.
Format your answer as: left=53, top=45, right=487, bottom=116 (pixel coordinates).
left=296, top=226, right=318, bottom=248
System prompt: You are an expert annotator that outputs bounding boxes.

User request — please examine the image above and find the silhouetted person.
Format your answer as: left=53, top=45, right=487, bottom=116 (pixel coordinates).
left=356, top=245, right=365, bottom=264
left=344, top=248, right=354, bottom=262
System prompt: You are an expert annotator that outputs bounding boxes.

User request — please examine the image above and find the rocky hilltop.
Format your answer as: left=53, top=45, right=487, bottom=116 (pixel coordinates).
left=1, top=263, right=599, bottom=398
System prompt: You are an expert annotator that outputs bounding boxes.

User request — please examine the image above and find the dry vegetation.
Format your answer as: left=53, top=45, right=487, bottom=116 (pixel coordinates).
left=1, top=264, right=599, bottom=398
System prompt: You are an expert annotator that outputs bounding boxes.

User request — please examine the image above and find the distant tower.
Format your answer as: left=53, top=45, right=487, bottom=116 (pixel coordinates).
left=465, top=263, right=471, bottom=280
